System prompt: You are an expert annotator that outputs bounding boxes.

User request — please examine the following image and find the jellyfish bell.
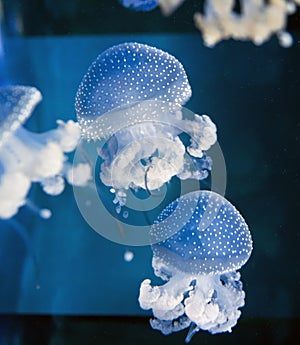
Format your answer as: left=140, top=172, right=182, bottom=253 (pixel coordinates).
left=119, top=0, right=159, bottom=11
left=139, top=190, right=253, bottom=342
left=151, top=190, right=252, bottom=275
left=75, top=42, right=217, bottom=207
left=0, top=85, right=42, bottom=147
left=75, top=42, right=192, bottom=140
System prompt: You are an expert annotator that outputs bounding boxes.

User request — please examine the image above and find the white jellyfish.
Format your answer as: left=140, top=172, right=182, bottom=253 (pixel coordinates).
left=158, top=0, right=186, bottom=16
left=0, top=85, right=92, bottom=219
left=138, top=190, right=253, bottom=342
left=194, top=0, right=299, bottom=48
left=75, top=42, right=217, bottom=207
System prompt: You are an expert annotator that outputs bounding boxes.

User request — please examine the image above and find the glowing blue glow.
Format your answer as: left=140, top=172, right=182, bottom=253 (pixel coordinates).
left=119, top=0, right=159, bottom=11
left=139, top=191, right=253, bottom=342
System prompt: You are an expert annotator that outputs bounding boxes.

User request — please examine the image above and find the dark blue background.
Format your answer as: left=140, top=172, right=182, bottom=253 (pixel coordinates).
left=0, top=33, right=299, bottom=319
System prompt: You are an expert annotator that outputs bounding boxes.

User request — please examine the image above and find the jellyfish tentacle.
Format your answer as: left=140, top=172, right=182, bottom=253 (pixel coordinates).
left=144, top=164, right=152, bottom=196
left=25, top=199, right=52, bottom=219
left=185, top=322, right=200, bottom=343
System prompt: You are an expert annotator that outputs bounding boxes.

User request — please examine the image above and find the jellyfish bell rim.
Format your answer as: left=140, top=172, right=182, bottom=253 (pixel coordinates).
left=78, top=99, right=186, bottom=141
left=150, top=190, right=253, bottom=276
left=152, top=245, right=252, bottom=276
left=0, top=85, right=42, bottom=147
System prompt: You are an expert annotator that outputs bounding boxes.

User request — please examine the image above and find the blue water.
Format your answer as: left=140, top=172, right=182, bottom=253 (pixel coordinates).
left=0, top=33, right=299, bottom=318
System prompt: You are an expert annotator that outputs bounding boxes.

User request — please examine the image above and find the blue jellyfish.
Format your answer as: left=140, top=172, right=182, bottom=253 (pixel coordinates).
left=119, top=0, right=159, bottom=11
left=0, top=85, right=91, bottom=219
left=75, top=42, right=217, bottom=206
left=138, top=190, right=253, bottom=342
left=119, top=0, right=186, bottom=16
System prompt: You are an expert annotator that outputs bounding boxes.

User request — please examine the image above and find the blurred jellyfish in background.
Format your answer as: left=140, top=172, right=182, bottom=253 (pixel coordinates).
left=119, top=0, right=159, bottom=11
left=158, top=0, right=186, bottom=16
left=194, top=0, right=300, bottom=48
left=119, top=0, right=186, bottom=16
left=139, top=190, right=253, bottom=342
left=75, top=42, right=217, bottom=208
left=0, top=85, right=91, bottom=219
left=119, top=0, right=299, bottom=47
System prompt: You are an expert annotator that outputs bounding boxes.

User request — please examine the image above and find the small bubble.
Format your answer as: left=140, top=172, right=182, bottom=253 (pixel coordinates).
left=40, top=209, right=52, bottom=219
left=278, top=31, right=293, bottom=48
left=116, top=205, right=121, bottom=214
left=123, top=210, right=129, bottom=218
left=124, top=250, right=134, bottom=262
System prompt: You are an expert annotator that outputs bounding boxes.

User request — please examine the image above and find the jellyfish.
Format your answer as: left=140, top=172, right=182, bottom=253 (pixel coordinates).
left=138, top=190, right=253, bottom=342
left=194, top=0, right=299, bottom=48
left=0, top=85, right=91, bottom=219
left=119, top=0, right=186, bottom=16
left=119, top=0, right=159, bottom=11
left=158, top=0, right=186, bottom=16
left=75, top=42, right=217, bottom=207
